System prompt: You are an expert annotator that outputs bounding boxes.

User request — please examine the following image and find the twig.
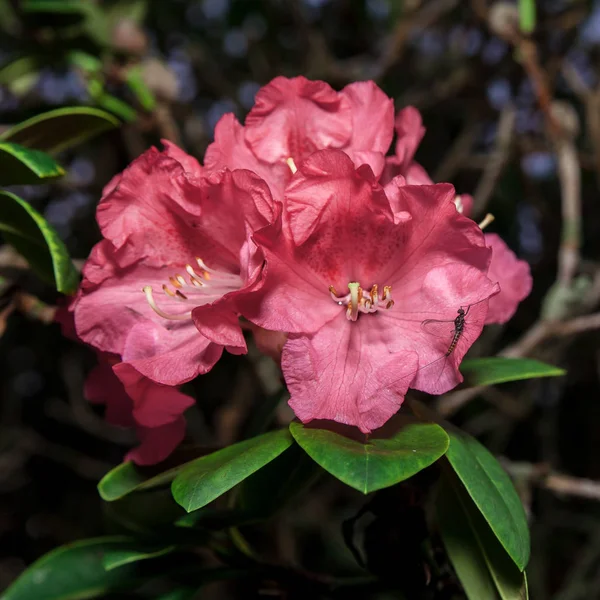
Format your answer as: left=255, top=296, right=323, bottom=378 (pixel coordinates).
left=433, top=120, right=481, bottom=183
left=436, top=312, right=600, bottom=416
left=501, top=459, right=600, bottom=502
left=472, top=106, right=516, bottom=219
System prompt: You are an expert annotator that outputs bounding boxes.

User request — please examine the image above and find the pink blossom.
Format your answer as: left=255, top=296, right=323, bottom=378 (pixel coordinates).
left=242, top=150, right=498, bottom=432
left=56, top=304, right=192, bottom=465
left=388, top=105, right=532, bottom=325
left=205, top=76, right=394, bottom=198
left=73, top=144, right=275, bottom=386
left=86, top=356, right=194, bottom=465
left=484, top=233, right=533, bottom=324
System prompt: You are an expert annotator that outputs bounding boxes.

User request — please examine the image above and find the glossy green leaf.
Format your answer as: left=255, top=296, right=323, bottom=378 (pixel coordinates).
left=0, top=537, right=139, bottom=600
left=99, top=461, right=185, bottom=502
left=0, top=142, right=64, bottom=185
left=0, top=191, right=78, bottom=293
left=237, top=442, right=322, bottom=519
left=446, top=431, right=530, bottom=570
left=518, top=0, right=536, bottom=33
left=172, top=429, right=293, bottom=513
left=102, top=543, right=174, bottom=571
left=1, top=107, right=119, bottom=155
left=461, top=357, right=564, bottom=387
left=438, top=474, right=528, bottom=600
left=290, top=420, right=449, bottom=494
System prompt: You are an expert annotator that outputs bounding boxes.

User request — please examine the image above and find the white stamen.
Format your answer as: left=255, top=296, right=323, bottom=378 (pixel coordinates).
left=478, top=213, right=495, bottom=230
left=454, top=195, right=464, bottom=214
left=286, top=157, right=298, bottom=174
left=143, top=258, right=243, bottom=322
left=143, top=286, right=191, bottom=320
left=330, top=282, right=394, bottom=321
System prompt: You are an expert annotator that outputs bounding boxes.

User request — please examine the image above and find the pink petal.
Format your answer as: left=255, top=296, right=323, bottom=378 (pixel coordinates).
left=340, top=81, right=394, bottom=154
left=126, top=417, right=187, bottom=466
left=244, top=76, right=353, bottom=164
left=113, top=363, right=195, bottom=428
left=205, top=113, right=289, bottom=200
left=161, top=139, right=203, bottom=173
left=242, top=216, right=340, bottom=334
left=394, top=106, right=426, bottom=171
left=121, top=320, right=222, bottom=386
left=96, top=146, right=206, bottom=268
left=405, top=161, right=433, bottom=185
left=251, top=325, right=288, bottom=363
left=388, top=264, right=499, bottom=394
left=283, top=314, right=419, bottom=433
left=84, top=360, right=136, bottom=428
left=192, top=303, right=246, bottom=350
left=378, top=183, right=490, bottom=285
left=484, top=233, right=532, bottom=324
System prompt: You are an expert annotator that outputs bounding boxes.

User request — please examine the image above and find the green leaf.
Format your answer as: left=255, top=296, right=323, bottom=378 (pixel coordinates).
left=0, top=191, right=79, bottom=293
left=518, top=0, right=536, bottom=34
left=0, top=537, right=139, bottom=600
left=172, top=430, right=293, bottom=513
left=0, top=57, right=41, bottom=95
left=237, top=442, right=322, bottom=519
left=126, top=66, right=156, bottom=111
left=461, top=357, right=564, bottom=387
left=98, top=461, right=185, bottom=502
left=446, top=431, right=530, bottom=571
left=290, top=419, right=449, bottom=494
left=102, top=543, right=174, bottom=571
left=438, top=474, right=528, bottom=600
left=1, top=107, right=119, bottom=155
left=0, top=142, right=64, bottom=185
left=87, top=80, right=137, bottom=122
left=171, top=429, right=292, bottom=512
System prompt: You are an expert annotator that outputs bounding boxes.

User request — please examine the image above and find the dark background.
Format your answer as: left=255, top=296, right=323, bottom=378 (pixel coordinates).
left=1, top=0, right=600, bottom=598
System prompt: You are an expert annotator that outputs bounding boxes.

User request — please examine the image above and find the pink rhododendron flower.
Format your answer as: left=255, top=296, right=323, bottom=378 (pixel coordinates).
left=86, top=356, right=194, bottom=465
left=388, top=105, right=532, bottom=325
left=204, top=76, right=394, bottom=198
left=56, top=304, right=193, bottom=465
left=484, top=233, right=533, bottom=324
left=241, top=150, right=498, bottom=432
left=73, top=143, right=275, bottom=386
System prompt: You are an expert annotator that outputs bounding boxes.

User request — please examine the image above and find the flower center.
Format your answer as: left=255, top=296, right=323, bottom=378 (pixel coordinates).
left=143, top=257, right=243, bottom=321
left=329, top=282, right=394, bottom=322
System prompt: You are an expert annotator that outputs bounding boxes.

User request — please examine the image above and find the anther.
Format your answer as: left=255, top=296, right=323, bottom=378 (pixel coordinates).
left=478, top=213, right=495, bottom=230
left=286, top=157, right=298, bottom=174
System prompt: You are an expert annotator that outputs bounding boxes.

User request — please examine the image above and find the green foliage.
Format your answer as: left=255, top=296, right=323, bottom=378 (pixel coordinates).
left=237, top=442, right=322, bottom=519
left=518, top=0, right=536, bottom=33
left=0, top=191, right=79, bottom=293
left=172, top=430, right=293, bottom=513
left=98, top=460, right=185, bottom=502
left=1, top=107, right=119, bottom=154
left=290, top=420, right=449, bottom=494
left=0, top=537, right=142, bottom=600
left=437, top=473, right=528, bottom=599
left=101, top=543, right=174, bottom=571
left=445, top=430, right=530, bottom=570
left=460, top=357, right=565, bottom=387
left=0, top=142, right=64, bottom=185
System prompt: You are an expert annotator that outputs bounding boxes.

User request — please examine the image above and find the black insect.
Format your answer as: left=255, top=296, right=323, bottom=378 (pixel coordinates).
left=412, top=299, right=488, bottom=394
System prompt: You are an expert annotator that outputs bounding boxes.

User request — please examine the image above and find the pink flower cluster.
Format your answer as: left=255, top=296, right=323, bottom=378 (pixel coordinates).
left=67, top=77, right=532, bottom=464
